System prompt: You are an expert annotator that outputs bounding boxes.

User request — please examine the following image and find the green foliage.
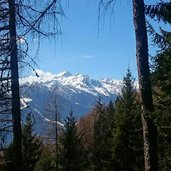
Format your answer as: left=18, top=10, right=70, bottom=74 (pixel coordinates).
left=22, top=113, right=43, bottom=171
left=34, top=145, right=56, bottom=171
left=59, top=111, right=87, bottom=171
left=145, top=1, right=171, bottom=24
left=145, top=1, right=171, bottom=50
left=147, top=1, right=171, bottom=168
left=92, top=70, right=144, bottom=171
left=3, top=145, right=14, bottom=171
left=93, top=98, right=115, bottom=171
left=111, top=69, right=143, bottom=171
left=152, top=48, right=171, bottom=170
left=3, top=113, right=42, bottom=171
left=153, top=48, right=171, bottom=94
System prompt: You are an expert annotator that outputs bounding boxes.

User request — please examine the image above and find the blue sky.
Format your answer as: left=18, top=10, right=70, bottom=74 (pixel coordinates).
left=32, top=0, right=161, bottom=80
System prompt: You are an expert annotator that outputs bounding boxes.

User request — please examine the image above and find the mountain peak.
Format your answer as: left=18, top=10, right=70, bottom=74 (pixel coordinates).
left=56, top=71, right=73, bottom=78
left=21, top=70, right=122, bottom=129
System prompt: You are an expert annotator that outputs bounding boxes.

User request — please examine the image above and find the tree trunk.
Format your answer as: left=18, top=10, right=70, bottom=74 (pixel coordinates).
left=9, top=0, right=23, bottom=170
left=132, top=0, right=158, bottom=171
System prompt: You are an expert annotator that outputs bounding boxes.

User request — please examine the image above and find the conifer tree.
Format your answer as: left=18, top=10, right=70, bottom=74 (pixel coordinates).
left=145, top=0, right=171, bottom=50
left=151, top=32, right=171, bottom=171
left=98, top=1, right=157, bottom=169
left=34, top=144, right=56, bottom=171
left=106, top=100, right=115, bottom=124
left=4, top=113, right=42, bottom=171
left=111, top=69, right=143, bottom=171
left=152, top=49, right=171, bottom=170
left=22, top=113, right=42, bottom=171
left=59, top=111, right=87, bottom=171
left=93, top=99, right=114, bottom=171
left=145, top=2, right=171, bottom=169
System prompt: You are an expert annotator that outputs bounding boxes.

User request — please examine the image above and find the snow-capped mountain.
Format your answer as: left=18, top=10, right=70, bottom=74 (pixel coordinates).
left=20, top=70, right=122, bottom=133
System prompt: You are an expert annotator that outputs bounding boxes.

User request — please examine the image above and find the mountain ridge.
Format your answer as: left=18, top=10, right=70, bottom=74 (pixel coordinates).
left=20, top=70, right=122, bottom=96
left=20, top=70, right=122, bottom=134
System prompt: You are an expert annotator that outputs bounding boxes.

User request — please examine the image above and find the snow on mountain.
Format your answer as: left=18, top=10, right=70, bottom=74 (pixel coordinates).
left=21, top=70, right=121, bottom=95
left=55, top=71, right=73, bottom=78
left=20, top=70, right=122, bottom=133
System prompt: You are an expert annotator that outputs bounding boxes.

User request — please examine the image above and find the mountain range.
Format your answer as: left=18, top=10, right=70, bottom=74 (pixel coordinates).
left=20, top=70, right=122, bottom=134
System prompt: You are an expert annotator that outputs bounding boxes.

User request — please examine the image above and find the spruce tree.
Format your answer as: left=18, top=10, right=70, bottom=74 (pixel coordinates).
left=22, top=113, right=43, bottom=171
left=111, top=69, right=143, bottom=171
left=105, top=100, right=116, bottom=170
left=145, top=3, right=171, bottom=169
left=145, top=1, right=171, bottom=50
left=59, top=111, right=87, bottom=171
left=4, top=113, right=42, bottom=171
left=152, top=48, right=171, bottom=170
left=93, top=99, right=114, bottom=171
left=99, top=1, right=157, bottom=169
left=34, top=145, right=56, bottom=171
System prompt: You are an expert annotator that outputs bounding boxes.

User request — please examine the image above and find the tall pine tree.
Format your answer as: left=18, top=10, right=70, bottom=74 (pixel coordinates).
left=22, top=113, right=43, bottom=171
left=145, top=2, right=171, bottom=169
left=93, top=99, right=114, bottom=171
left=111, top=69, right=143, bottom=171
left=152, top=49, right=171, bottom=170
left=98, top=1, right=157, bottom=169
left=34, top=144, right=56, bottom=171
left=4, top=113, right=42, bottom=171
left=59, top=111, right=87, bottom=171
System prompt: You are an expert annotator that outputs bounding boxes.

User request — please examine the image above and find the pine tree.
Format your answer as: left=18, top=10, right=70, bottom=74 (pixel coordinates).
left=93, top=99, right=114, bottom=171
left=145, top=2, right=171, bottom=169
left=105, top=100, right=116, bottom=170
left=145, top=1, right=171, bottom=50
left=145, top=1, right=171, bottom=24
left=3, top=113, right=42, bottom=171
left=98, top=1, right=157, bottom=169
left=59, top=111, right=87, bottom=171
left=22, top=113, right=43, bottom=171
left=152, top=45, right=171, bottom=170
left=111, top=69, right=143, bottom=171
left=34, top=144, right=56, bottom=171
left=106, top=100, right=115, bottom=126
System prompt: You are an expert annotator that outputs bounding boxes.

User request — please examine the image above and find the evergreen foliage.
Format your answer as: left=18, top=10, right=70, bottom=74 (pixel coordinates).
left=3, top=113, right=42, bottom=171
left=34, top=145, right=56, bottom=171
left=111, top=69, right=143, bottom=171
left=59, top=111, right=87, bottom=171
left=93, top=99, right=114, bottom=171
left=145, top=1, right=171, bottom=50
left=146, top=1, right=171, bottom=169
left=145, top=1, right=171, bottom=24
left=152, top=47, right=171, bottom=170
left=22, top=113, right=43, bottom=171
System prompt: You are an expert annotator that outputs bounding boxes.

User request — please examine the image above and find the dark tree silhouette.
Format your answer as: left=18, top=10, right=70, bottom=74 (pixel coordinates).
left=132, top=1, right=157, bottom=170
left=0, top=1, right=64, bottom=170
left=98, top=0, right=158, bottom=170
left=59, top=111, right=87, bottom=171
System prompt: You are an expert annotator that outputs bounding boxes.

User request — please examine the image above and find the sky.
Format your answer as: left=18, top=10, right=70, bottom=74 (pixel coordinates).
left=29, top=0, right=162, bottom=80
